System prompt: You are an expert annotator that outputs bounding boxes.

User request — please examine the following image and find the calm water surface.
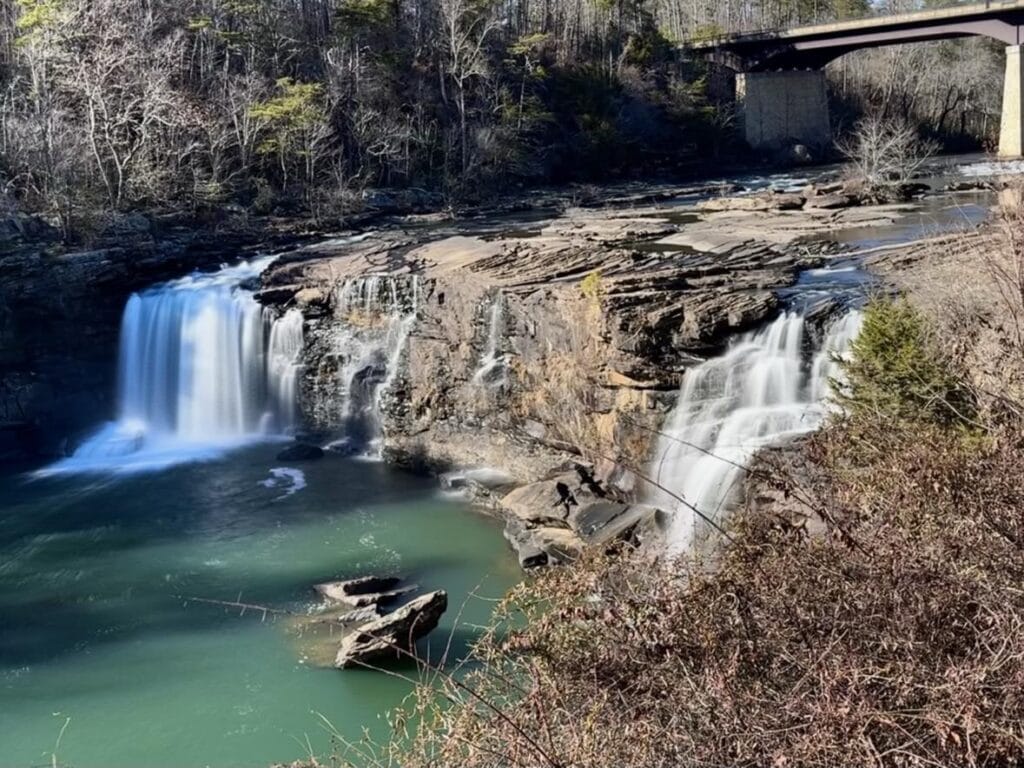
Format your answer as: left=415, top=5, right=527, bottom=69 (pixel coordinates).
left=0, top=447, right=518, bottom=768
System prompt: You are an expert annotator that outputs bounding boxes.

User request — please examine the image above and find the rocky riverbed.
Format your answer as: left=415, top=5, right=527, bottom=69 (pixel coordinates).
left=3, top=167, right=999, bottom=566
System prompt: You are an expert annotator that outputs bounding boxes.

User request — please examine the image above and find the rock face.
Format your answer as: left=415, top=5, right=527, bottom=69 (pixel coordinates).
left=334, top=590, right=448, bottom=668
left=260, top=201, right=829, bottom=486
left=255, top=189, right=919, bottom=563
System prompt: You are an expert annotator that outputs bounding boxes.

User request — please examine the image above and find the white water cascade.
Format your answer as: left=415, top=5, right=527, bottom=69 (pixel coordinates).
left=328, top=273, right=419, bottom=449
left=648, top=310, right=862, bottom=553
left=472, top=292, right=507, bottom=386
left=266, top=308, right=305, bottom=433
left=45, top=257, right=304, bottom=473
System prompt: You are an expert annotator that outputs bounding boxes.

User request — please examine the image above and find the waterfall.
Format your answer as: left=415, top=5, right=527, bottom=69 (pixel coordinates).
left=45, top=257, right=304, bottom=473
left=329, top=273, right=419, bottom=449
left=472, top=292, right=507, bottom=387
left=266, top=308, right=305, bottom=433
left=648, top=310, right=862, bottom=553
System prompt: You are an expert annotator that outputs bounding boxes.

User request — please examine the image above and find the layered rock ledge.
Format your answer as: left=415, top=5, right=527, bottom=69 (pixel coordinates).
left=258, top=193, right=917, bottom=563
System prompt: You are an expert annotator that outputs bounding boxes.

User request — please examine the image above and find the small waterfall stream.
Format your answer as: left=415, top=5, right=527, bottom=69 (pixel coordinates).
left=472, top=292, right=507, bottom=387
left=649, top=310, right=862, bottom=553
left=329, top=274, right=420, bottom=449
left=46, top=257, right=304, bottom=473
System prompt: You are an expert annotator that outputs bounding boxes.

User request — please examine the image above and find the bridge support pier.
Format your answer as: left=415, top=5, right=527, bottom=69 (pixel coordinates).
left=1000, top=45, right=1024, bottom=159
left=736, top=69, right=831, bottom=153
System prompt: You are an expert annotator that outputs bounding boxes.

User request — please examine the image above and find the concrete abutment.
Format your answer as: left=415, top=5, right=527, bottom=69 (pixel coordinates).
left=736, top=69, right=830, bottom=154
left=1000, top=45, right=1024, bottom=159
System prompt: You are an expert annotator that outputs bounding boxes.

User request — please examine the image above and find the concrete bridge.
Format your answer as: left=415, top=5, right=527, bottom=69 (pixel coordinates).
left=691, top=1, right=1024, bottom=157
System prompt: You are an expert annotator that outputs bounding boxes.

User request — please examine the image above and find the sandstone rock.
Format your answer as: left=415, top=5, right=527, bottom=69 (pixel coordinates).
left=698, top=196, right=771, bottom=213
left=319, top=584, right=417, bottom=609
left=276, top=442, right=324, bottom=461
left=315, top=576, right=403, bottom=599
left=334, top=590, right=448, bottom=668
left=568, top=502, right=658, bottom=546
left=295, top=287, right=327, bottom=307
left=804, top=193, right=856, bottom=210
left=499, top=466, right=607, bottom=525
left=605, top=370, right=657, bottom=389
left=503, top=517, right=585, bottom=569
left=770, top=193, right=806, bottom=211
left=802, top=181, right=844, bottom=197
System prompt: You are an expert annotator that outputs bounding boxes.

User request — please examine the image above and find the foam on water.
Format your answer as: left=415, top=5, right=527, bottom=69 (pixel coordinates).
left=259, top=467, right=307, bottom=500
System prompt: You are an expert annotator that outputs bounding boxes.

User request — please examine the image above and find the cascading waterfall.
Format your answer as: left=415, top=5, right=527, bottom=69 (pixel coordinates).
left=648, top=310, right=863, bottom=553
left=472, top=292, right=507, bottom=387
left=330, top=273, right=419, bottom=449
left=266, top=308, right=305, bottom=433
left=46, top=257, right=304, bottom=473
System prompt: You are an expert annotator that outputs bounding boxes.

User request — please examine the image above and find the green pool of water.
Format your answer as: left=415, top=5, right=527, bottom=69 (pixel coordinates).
left=0, top=446, right=519, bottom=768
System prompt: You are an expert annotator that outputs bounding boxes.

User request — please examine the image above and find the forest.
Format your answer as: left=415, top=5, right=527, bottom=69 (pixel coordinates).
left=0, top=0, right=1007, bottom=238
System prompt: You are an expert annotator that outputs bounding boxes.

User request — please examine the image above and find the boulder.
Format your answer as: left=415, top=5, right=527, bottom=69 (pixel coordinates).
left=697, top=195, right=771, bottom=213
left=770, top=193, right=806, bottom=211
left=568, top=502, right=658, bottom=546
left=276, top=442, right=324, bottom=461
left=499, top=466, right=607, bottom=526
left=504, top=517, right=585, bottom=569
left=315, top=576, right=417, bottom=608
left=334, top=590, right=448, bottom=668
left=315, top=581, right=403, bottom=606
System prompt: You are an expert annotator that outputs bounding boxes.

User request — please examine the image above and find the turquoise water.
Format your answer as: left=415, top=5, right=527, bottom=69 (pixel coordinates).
left=0, top=447, right=519, bottom=768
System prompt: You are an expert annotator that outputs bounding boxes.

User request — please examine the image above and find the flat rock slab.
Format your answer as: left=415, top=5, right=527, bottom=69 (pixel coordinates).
left=335, top=590, right=448, bottom=668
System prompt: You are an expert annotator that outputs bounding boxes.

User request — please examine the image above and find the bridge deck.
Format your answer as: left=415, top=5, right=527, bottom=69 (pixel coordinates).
left=691, top=0, right=1024, bottom=49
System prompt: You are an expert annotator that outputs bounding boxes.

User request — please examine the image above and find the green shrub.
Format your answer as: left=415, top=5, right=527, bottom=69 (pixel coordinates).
left=839, top=297, right=976, bottom=428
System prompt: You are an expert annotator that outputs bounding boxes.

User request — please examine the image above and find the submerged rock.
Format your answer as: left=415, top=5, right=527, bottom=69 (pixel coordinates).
left=334, top=590, right=448, bottom=668
left=276, top=443, right=324, bottom=461
left=317, top=575, right=402, bottom=597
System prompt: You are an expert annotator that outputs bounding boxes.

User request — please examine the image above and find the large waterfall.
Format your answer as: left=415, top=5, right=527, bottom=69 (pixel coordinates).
left=46, top=257, right=303, bottom=473
left=649, top=310, right=862, bottom=553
